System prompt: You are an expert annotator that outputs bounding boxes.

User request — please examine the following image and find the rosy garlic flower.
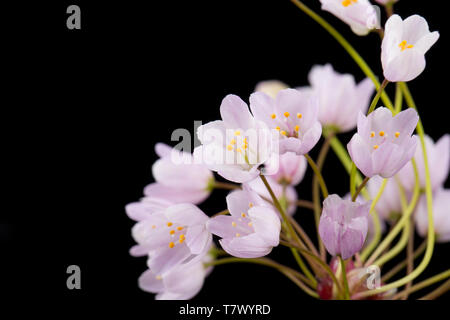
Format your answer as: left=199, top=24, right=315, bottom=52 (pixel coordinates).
left=255, top=80, right=289, bottom=98
left=398, top=134, right=450, bottom=192
left=319, top=0, right=380, bottom=36
left=382, top=14, right=439, bottom=82
left=415, top=189, right=450, bottom=243
left=298, top=64, right=374, bottom=132
left=264, top=151, right=307, bottom=186
left=139, top=249, right=213, bottom=300
left=250, top=88, right=322, bottom=155
left=144, top=143, right=214, bottom=205
left=207, top=187, right=281, bottom=258
left=132, top=203, right=212, bottom=275
left=347, top=107, right=419, bottom=178
left=319, top=194, right=371, bottom=260
left=196, top=94, right=275, bottom=183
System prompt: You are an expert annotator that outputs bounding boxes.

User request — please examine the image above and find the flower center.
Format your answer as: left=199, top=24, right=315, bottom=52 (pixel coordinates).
left=165, top=222, right=186, bottom=248
left=399, top=40, right=414, bottom=51
left=272, top=111, right=302, bottom=138
left=369, top=130, right=401, bottom=150
left=341, top=0, right=357, bottom=7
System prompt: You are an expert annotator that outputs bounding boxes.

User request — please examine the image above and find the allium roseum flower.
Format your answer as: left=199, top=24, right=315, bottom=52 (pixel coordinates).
left=398, top=134, right=450, bottom=192
left=207, top=187, right=281, bottom=258
left=196, top=95, right=275, bottom=183
left=255, top=80, right=289, bottom=98
left=319, top=194, right=371, bottom=260
left=139, top=249, right=213, bottom=300
left=144, top=143, right=213, bottom=204
left=367, top=176, right=403, bottom=222
left=247, top=176, right=298, bottom=216
left=347, top=107, right=419, bottom=178
left=264, top=152, right=307, bottom=186
left=415, top=189, right=450, bottom=243
left=298, top=64, right=374, bottom=132
left=131, top=203, right=212, bottom=275
left=250, top=88, right=322, bottom=155
left=382, top=14, right=439, bottom=82
left=319, top=0, right=380, bottom=36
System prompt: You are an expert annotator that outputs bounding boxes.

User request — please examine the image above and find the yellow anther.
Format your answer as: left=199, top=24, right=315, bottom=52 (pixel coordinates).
left=179, top=238, right=185, bottom=244
left=230, top=139, right=236, bottom=145
left=169, top=242, right=175, bottom=248
left=297, top=113, right=302, bottom=119
left=284, top=112, right=290, bottom=118
left=169, top=230, right=175, bottom=235
left=280, top=130, right=287, bottom=136
left=167, top=222, right=173, bottom=227
left=370, top=131, right=375, bottom=138
left=236, top=148, right=242, bottom=153
left=152, top=225, right=156, bottom=229
left=248, top=222, right=253, bottom=227
left=249, top=202, right=253, bottom=208
left=395, top=132, right=400, bottom=138
left=379, top=131, right=385, bottom=137
left=294, top=125, right=300, bottom=132
left=227, top=145, right=233, bottom=151
left=243, top=144, right=248, bottom=150
left=373, top=145, right=379, bottom=150
left=232, top=222, right=237, bottom=227
left=275, top=126, right=280, bottom=131
left=155, top=275, right=162, bottom=280
left=271, top=113, right=276, bottom=119
left=342, top=0, right=357, bottom=6
left=235, top=130, right=241, bottom=136
left=399, top=40, right=414, bottom=51
left=177, top=226, right=184, bottom=231
left=241, top=213, right=246, bottom=218
left=179, top=234, right=185, bottom=240
left=235, top=233, right=241, bottom=237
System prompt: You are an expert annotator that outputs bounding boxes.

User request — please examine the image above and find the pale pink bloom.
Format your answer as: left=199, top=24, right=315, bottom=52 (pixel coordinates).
left=319, top=194, right=371, bottom=260
left=415, top=189, right=450, bottom=243
left=255, top=80, right=289, bottom=98
left=398, top=134, right=450, bottom=192
left=196, top=95, right=275, bottom=183
left=144, top=143, right=214, bottom=205
left=298, top=64, right=374, bottom=132
left=367, top=175, right=404, bottom=222
left=207, top=187, right=281, bottom=258
left=250, top=88, right=322, bottom=155
left=382, top=14, right=439, bottom=82
left=139, top=249, right=213, bottom=300
left=264, top=152, right=307, bottom=186
left=131, top=203, right=212, bottom=275
left=347, top=107, right=419, bottom=178
left=247, top=176, right=298, bottom=216
left=319, top=0, right=380, bottom=36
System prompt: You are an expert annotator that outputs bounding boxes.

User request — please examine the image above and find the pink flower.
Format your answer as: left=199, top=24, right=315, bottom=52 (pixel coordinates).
left=382, top=14, right=439, bottom=82
left=347, top=107, right=419, bottom=178
left=131, top=203, right=212, bottom=275
left=398, top=134, right=450, bottom=192
left=247, top=176, right=298, bottom=216
left=207, top=187, right=281, bottom=258
left=298, top=64, right=374, bottom=132
left=250, top=88, right=322, bottom=155
left=196, top=95, right=275, bottom=183
left=255, top=80, right=289, bottom=98
left=264, top=152, right=307, bottom=186
left=139, top=249, right=213, bottom=300
left=319, top=194, right=370, bottom=260
left=144, top=143, right=214, bottom=205
left=415, top=189, right=450, bottom=243
left=319, top=0, right=380, bottom=36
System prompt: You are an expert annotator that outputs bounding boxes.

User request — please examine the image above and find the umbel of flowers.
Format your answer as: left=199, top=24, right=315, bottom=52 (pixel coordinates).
left=126, top=0, right=448, bottom=300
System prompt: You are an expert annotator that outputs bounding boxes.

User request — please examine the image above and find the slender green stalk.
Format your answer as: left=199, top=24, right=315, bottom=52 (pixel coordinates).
left=339, top=256, right=350, bottom=300
left=213, top=181, right=240, bottom=190
left=352, top=177, right=370, bottom=201
left=368, top=79, right=389, bottom=114
left=350, top=163, right=357, bottom=198
left=289, top=0, right=394, bottom=111
left=212, top=209, right=229, bottom=217
left=305, top=154, right=328, bottom=198
left=419, top=279, right=450, bottom=300
left=392, top=270, right=450, bottom=300
left=394, top=82, right=403, bottom=114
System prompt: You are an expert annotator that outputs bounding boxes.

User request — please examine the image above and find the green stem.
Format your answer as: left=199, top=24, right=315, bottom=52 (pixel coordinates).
left=339, top=256, right=350, bottom=300
left=305, top=154, right=328, bottom=198
left=418, top=279, right=450, bottom=300
left=289, top=0, right=394, bottom=111
left=367, top=79, right=389, bottom=114
left=213, top=181, right=240, bottom=190
left=350, top=163, right=357, bottom=198
left=352, top=177, right=370, bottom=202
left=394, top=82, right=403, bottom=114
left=392, top=270, right=450, bottom=300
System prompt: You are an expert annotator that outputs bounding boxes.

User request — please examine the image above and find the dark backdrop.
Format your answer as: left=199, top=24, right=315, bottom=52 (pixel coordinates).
left=2, top=0, right=449, bottom=315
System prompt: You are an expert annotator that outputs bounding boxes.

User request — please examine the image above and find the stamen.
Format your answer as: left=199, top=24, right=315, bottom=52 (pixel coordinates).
left=227, top=145, right=233, bottom=151
left=275, top=126, right=280, bottom=131
left=169, top=230, right=175, bottom=235
left=370, top=131, right=375, bottom=138
left=232, top=222, right=237, bottom=227
left=395, top=132, right=400, bottom=138
left=179, top=234, right=185, bottom=240
left=280, top=130, right=287, bottom=136
left=249, top=202, right=253, bottom=208
left=399, top=40, right=414, bottom=51
left=177, top=227, right=184, bottom=231
left=235, top=233, right=240, bottom=237
left=379, top=131, right=385, bottom=137
left=294, top=125, right=300, bottom=132
left=297, top=113, right=302, bottom=119
left=248, top=222, right=253, bottom=227
left=235, top=130, right=241, bottom=136
left=169, top=242, right=175, bottom=248
left=155, top=275, right=162, bottom=280
left=373, top=145, right=379, bottom=150
left=284, top=112, right=290, bottom=118
left=152, top=225, right=156, bottom=229
left=230, top=139, right=236, bottom=145
left=271, top=113, right=276, bottom=119
left=241, top=213, right=246, bottom=218
left=167, top=222, right=173, bottom=227
left=236, top=148, right=242, bottom=153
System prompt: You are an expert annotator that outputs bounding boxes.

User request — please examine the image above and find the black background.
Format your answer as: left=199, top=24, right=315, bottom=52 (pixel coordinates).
left=2, top=0, right=449, bottom=315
